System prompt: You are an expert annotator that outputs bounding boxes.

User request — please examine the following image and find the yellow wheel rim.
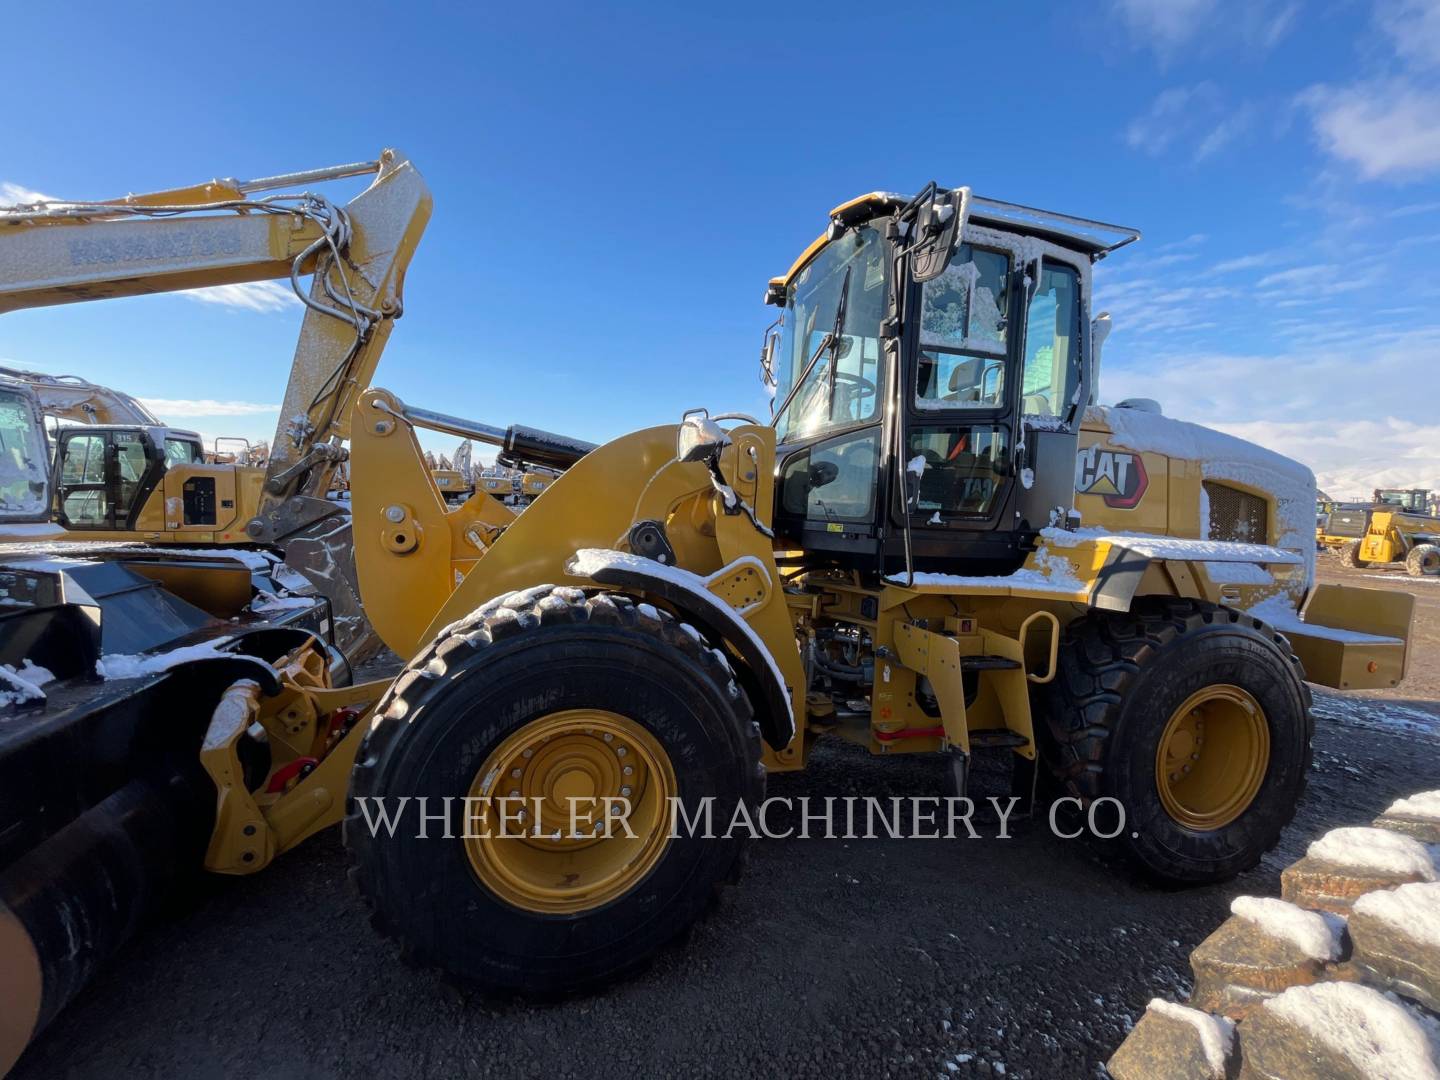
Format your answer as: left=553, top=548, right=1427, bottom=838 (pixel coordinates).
left=1155, top=685, right=1270, bottom=831
left=463, top=709, right=676, bottom=914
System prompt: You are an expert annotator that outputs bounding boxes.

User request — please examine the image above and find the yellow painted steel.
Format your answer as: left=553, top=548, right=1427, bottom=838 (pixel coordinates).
left=1284, top=583, right=1414, bottom=690
left=200, top=647, right=388, bottom=874
left=1155, top=685, right=1270, bottom=831
left=462, top=709, right=676, bottom=914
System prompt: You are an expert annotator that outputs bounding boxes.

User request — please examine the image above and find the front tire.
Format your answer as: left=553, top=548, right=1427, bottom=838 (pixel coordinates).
left=1405, top=543, right=1440, bottom=577
left=1340, top=540, right=1368, bottom=569
left=344, top=585, right=763, bottom=995
left=1041, top=600, right=1313, bottom=884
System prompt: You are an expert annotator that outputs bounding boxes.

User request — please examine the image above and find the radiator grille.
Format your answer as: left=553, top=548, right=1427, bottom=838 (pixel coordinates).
left=1204, top=481, right=1269, bottom=545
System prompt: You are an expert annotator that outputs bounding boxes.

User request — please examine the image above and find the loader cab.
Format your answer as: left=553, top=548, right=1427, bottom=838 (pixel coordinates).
left=765, top=188, right=1138, bottom=577
left=0, top=383, right=53, bottom=523
left=53, top=424, right=204, bottom=530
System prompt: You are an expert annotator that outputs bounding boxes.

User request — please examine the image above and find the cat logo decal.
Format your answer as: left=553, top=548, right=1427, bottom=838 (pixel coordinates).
left=1075, top=446, right=1148, bottom=509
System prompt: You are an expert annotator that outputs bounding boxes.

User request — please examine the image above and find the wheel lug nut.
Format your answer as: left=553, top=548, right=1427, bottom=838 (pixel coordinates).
left=509, top=789, right=520, bottom=798
left=1182, top=764, right=1191, bottom=774
left=511, top=768, right=522, bottom=778
left=1170, top=772, right=1180, bottom=782
left=602, top=733, right=613, bottom=742
left=621, top=786, right=632, bottom=797
left=1191, top=753, right=1200, bottom=761
left=616, top=747, right=627, bottom=757
left=623, top=765, right=633, bottom=776
left=522, top=749, right=533, bottom=759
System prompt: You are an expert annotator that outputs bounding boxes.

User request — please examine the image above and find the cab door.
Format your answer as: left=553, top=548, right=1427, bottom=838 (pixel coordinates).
left=55, top=428, right=163, bottom=530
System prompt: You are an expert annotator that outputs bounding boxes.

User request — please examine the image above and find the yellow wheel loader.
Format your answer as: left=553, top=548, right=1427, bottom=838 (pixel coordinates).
left=0, top=163, right=1415, bottom=1071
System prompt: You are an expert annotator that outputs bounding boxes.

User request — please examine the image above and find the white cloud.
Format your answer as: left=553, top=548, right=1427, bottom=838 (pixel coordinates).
left=139, top=398, right=280, bottom=418
left=1378, top=0, right=1440, bottom=69
left=1299, top=80, right=1440, bottom=179
left=1112, top=0, right=1217, bottom=51
left=1124, top=84, right=1253, bottom=162
left=1111, top=0, right=1296, bottom=55
left=179, top=281, right=301, bottom=314
left=0, top=181, right=59, bottom=205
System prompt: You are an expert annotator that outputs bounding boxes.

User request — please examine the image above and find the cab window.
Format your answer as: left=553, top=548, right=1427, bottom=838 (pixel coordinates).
left=115, top=432, right=148, bottom=511
left=1020, top=262, right=1081, bottom=420
left=916, top=247, right=1010, bottom=410
left=164, top=438, right=202, bottom=466
left=0, top=391, right=50, bottom=517
left=779, top=429, right=881, bottom=523
left=908, top=425, right=1009, bottom=517
left=773, top=226, right=889, bottom=442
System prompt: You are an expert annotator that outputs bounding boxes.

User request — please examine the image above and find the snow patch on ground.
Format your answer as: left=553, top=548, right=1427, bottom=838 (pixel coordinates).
left=1308, top=826, right=1437, bottom=880
left=1354, top=882, right=1440, bottom=949
left=1230, top=895, right=1343, bottom=960
left=1388, top=791, right=1440, bottom=822
left=1264, top=982, right=1440, bottom=1080
left=1147, top=999, right=1234, bottom=1074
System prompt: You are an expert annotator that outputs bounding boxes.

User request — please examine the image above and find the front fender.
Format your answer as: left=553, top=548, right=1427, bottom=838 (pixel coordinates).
left=564, top=549, right=795, bottom=752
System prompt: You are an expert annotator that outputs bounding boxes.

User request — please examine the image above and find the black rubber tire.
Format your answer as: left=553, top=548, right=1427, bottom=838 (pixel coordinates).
left=1340, top=540, right=1368, bottom=569
left=344, top=584, right=764, bottom=996
left=1405, top=543, right=1440, bottom=577
left=1039, top=599, right=1313, bottom=884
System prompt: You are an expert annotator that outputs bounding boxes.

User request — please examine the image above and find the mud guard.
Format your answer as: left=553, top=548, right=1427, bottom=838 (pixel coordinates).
left=566, top=555, right=795, bottom=752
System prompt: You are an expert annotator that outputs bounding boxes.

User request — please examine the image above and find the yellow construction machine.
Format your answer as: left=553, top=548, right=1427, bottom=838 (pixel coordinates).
left=0, top=162, right=1415, bottom=1071
left=1333, top=487, right=1440, bottom=576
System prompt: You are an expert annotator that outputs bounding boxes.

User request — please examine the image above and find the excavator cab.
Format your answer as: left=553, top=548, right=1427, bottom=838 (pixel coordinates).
left=52, top=424, right=205, bottom=530
left=764, top=187, right=1138, bottom=577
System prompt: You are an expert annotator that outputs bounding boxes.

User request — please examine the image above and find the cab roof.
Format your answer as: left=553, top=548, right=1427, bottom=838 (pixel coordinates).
left=768, top=189, right=1142, bottom=295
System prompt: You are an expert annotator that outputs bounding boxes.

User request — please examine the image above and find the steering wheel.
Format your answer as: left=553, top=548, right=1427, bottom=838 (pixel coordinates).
left=831, top=370, right=877, bottom=413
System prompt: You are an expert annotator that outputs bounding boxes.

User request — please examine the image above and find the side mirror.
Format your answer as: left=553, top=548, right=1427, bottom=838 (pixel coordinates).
left=911, top=186, right=972, bottom=283
left=759, top=317, right=780, bottom=392
left=808, top=461, right=839, bottom=488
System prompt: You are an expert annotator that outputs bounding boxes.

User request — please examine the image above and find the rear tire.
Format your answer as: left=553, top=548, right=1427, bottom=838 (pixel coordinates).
left=1040, top=599, right=1313, bottom=884
left=1405, top=543, right=1440, bottom=577
left=1340, top=541, right=1368, bottom=569
left=344, top=584, right=763, bottom=995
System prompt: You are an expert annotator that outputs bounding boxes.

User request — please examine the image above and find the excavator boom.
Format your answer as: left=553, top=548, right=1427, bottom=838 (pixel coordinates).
left=0, top=149, right=432, bottom=542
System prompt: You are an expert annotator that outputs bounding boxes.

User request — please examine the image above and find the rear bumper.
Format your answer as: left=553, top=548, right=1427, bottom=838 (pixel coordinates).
left=1283, top=583, right=1413, bottom=691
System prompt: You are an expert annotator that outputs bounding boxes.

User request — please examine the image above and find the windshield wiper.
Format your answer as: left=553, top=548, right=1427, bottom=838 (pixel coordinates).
left=824, top=265, right=852, bottom=418
left=771, top=265, right=853, bottom=427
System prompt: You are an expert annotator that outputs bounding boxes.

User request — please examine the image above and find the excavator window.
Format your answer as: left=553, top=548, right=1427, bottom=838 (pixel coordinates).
left=163, top=438, right=202, bottom=466
left=59, top=433, right=109, bottom=526
left=55, top=428, right=163, bottom=530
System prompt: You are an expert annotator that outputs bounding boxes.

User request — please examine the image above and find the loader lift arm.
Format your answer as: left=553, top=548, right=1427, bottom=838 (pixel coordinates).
left=0, top=149, right=432, bottom=544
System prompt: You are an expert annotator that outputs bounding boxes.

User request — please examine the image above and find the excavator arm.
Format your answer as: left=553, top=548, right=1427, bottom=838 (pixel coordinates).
left=0, top=367, right=161, bottom=426
left=0, top=149, right=432, bottom=543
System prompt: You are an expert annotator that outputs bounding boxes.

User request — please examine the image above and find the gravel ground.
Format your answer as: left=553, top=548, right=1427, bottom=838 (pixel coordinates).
left=12, top=565, right=1440, bottom=1080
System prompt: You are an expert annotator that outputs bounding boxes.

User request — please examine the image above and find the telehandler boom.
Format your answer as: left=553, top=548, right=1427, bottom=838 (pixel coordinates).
left=0, top=158, right=1415, bottom=1072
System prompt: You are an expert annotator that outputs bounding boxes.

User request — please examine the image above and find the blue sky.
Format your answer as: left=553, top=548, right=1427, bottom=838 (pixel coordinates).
left=2, top=0, right=1438, bottom=497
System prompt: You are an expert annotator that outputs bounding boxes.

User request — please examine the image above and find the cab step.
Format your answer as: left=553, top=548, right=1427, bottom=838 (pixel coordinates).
left=967, top=728, right=1031, bottom=749
left=960, top=655, right=1021, bottom=671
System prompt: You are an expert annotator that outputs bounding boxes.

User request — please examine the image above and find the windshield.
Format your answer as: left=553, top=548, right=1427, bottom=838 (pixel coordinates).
left=165, top=438, right=202, bottom=465
left=0, top=389, right=49, bottom=519
left=772, top=225, right=889, bottom=442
